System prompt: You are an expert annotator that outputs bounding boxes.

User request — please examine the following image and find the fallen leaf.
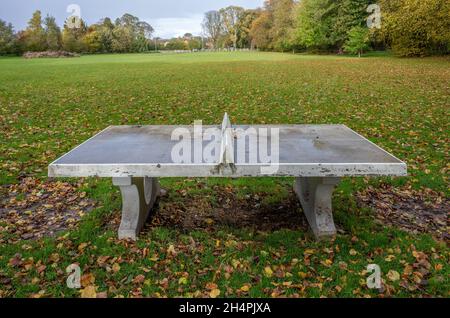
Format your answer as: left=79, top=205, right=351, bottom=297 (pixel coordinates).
left=112, top=263, right=121, bottom=273
left=209, top=289, right=221, bottom=298
left=264, top=266, right=273, bottom=278
left=206, top=282, right=218, bottom=290
left=81, top=273, right=95, bottom=288
left=80, top=285, right=97, bottom=298
left=387, top=270, right=400, bottom=282
left=240, top=285, right=251, bottom=292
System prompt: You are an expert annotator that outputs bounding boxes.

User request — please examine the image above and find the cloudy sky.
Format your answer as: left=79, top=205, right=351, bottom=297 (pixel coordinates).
left=0, top=0, right=265, bottom=38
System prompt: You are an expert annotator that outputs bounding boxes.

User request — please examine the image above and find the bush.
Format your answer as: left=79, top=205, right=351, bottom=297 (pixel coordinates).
left=22, top=51, right=80, bottom=59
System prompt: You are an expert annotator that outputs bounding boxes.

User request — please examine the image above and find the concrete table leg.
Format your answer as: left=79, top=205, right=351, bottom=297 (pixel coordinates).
left=294, top=177, right=341, bottom=240
left=112, top=177, right=160, bottom=240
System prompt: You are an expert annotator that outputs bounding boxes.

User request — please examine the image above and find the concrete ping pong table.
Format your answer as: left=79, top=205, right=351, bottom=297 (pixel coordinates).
left=48, top=114, right=407, bottom=240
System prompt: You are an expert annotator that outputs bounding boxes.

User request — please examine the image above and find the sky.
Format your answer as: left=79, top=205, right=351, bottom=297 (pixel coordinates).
left=0, top=0, right=265, bottom=38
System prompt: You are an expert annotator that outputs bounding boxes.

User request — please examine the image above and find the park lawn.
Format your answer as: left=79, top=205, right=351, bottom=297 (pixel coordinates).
left=0, top=52, right=448, bottom=298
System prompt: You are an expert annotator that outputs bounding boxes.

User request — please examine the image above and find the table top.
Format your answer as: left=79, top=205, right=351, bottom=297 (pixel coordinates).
left=48, top=125, right=407, bottom=178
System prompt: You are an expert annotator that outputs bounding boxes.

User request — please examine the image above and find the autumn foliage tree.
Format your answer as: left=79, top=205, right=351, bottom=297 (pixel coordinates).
left=22, top=11, right=47, bottom=52
left=378, top=0, right=450, bottom=56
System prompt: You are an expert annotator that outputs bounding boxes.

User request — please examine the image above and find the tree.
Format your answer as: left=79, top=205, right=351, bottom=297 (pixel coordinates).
left=271, top=0, right=296, bottom=51
left=247, top=0, right=296, bottom=51
left=295, top=0, right=335, bottom=50
left=0, top=20, right=16, bottom=54
left=96, top=18, right=115, bottom=52
left=220, top=6, right=244, bottom=48
left=332, top=0, right=372, bottom=49
left=378, top=0, right=450, bottom=56
left=343, top=26, right=370, bottom=56
left=165, top=38, right=187, bottom=50
left=112, top=26, right=134, bottom=52
left=23, top=10, right=47, bottom=51
left=202, top=11, right=223, bottom=48
left=250, top=11, right=272, bottom=50
left=83, top=26, right=102, bottom=53
left=44, top=15, right=61, bottom=51
left=112, top=14, right=153, bottom=53
left=236, top=9, right=260, bottom=48
left=187, top=37, right=202, bottom=50
left=62, top=19, right=87, bottom=52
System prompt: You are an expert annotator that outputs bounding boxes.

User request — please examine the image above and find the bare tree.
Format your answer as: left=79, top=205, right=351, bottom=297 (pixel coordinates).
left=202, top=10, right=223, bottom=49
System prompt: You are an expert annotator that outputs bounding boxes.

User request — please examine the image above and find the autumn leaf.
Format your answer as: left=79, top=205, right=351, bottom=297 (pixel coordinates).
left=209, top=289, right=221, bottom=298
left=78, top=243, right=88, bottom=252
left=304, top=249, right=315, bottom=255
left=387, top=270, right=400, bottom=282
left=167, top=244, right=177, bottom=256
left=133, top=275, right=145, bottom=284
left=264, top=266, right=273, bottom=278
left=96, top=291, right=108, bottom=298
left=80, top=273, right=95, bottom=288
left=240, top=284, right=251, bottom=292
left=80, top=285, right=97, bottom=298
left=206, top=282, right=218, bottom=290
left=298, top=272, right=307, bottom=279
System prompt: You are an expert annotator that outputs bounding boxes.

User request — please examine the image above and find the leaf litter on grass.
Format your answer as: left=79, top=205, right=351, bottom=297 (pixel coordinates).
left=0, top=177, right=97, bottom=243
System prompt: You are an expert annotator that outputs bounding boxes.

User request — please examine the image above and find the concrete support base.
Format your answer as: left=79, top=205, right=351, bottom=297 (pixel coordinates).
left=294, top=177, right=341, bottom=240
left=112, top=177, right=160, bottom=240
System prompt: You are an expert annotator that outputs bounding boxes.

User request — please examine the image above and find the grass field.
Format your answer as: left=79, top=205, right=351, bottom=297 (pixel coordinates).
left=0, top=52, right=448, bottom=298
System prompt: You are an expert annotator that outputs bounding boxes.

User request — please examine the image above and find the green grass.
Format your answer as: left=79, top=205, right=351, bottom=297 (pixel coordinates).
left=0, top=52, right=448, bottom=298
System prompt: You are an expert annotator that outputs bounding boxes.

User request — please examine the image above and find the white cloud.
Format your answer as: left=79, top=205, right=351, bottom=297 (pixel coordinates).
left=150, top=14, right=204, bottom=39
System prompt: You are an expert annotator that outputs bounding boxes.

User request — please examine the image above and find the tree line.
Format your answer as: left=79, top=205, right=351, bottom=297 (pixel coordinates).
left=0, top=11, right=155, bottom=55
left=1, top=0, right=449, bottom=57
left=202, top=0, right=449, bottom=56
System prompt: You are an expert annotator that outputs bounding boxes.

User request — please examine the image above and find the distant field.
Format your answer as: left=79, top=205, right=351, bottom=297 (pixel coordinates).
left=0, top=52, right=448, bottom=298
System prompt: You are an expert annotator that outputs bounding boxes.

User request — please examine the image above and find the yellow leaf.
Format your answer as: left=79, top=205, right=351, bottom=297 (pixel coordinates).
left=205, top=218, right=214, bottom=225
left=78, top=243, right=88, bottom=251
left=304, top=249, right=315, bottom=255
left=112, top=263, right=120, bottom=273
left=298, top=271, right=307, bottom=279
left=179, top=277, right=188, bottom=285
left=167, top=244, right=177, bottom=256
left=240, top=285, right=250, bottom=292
left=264, top=266, right=273, bottom=277
left=349, top=249, right=357, bottom=256
left=209, top=288, right=221, bottom=298
left=80, top=285, right=97, bottom=298
left=322, top=259, right=333, bottom=267
left=80, top=273, right=95, bottom=288
left=387, top=270, right=400, bottom=282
